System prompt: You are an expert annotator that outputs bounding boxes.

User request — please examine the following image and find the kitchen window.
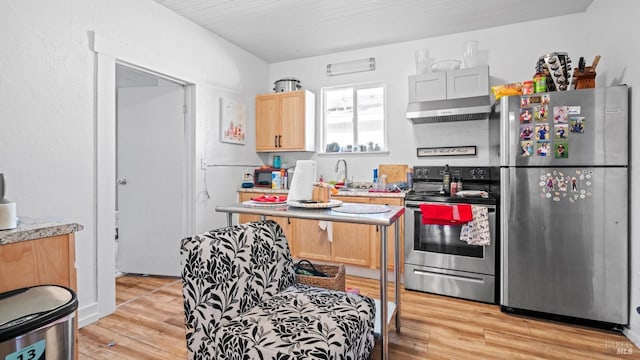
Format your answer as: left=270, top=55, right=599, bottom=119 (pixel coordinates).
left=321, top=83, right=386, bottom=153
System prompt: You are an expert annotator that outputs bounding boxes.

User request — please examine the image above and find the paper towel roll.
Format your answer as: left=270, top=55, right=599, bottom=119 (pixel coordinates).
left=0, top=202, right=17, bottom=230
left=287, top=160, right=317, bottom=203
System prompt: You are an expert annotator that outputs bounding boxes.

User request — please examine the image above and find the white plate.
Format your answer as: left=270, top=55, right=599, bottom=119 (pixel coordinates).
left=287, top=199, right=343, bottom=209
left=431, top=59, right=461, bottom=72
left=242, top=200, right=288, bottom=207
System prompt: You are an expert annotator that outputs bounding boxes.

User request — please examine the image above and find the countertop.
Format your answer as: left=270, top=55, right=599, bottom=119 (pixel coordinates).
left=239, top=187, right=406, bottom=199
left=218, top=202, right=404, bottom=226
left=0, top=217, right=84, bottom=245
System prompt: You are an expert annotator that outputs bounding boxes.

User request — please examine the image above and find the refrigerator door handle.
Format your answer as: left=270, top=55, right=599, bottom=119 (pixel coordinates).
left=499, top=97, right=511, bottom=167
left=499, top=167, right=510, bottom=304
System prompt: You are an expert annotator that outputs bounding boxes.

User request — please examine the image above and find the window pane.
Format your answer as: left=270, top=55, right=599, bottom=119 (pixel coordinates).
left=356, top=87, right=384, bottom=149
left=322, top=83, right=385, bottom=153
left=325, top=88, right=353, bottom=150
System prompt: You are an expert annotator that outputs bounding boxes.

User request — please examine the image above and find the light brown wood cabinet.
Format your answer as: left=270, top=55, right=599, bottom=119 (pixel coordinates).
left=332, top=196, right=404, bottom=271
left=237, top=192, right=404, bottom=270
left=255, top=90, right=315, bottom=152
left=237, top=192, right=295, bottom=249
left=292, top=219, right=332, bottom=262
left=369, top=197, right=405, bottom=271
left=329, top=197, right=371, bottom=267
left=0, top=234, right=78, bottom=358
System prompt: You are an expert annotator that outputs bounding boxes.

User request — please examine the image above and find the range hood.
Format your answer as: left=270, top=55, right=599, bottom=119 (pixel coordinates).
left=406, top=95, right=492, bottom=124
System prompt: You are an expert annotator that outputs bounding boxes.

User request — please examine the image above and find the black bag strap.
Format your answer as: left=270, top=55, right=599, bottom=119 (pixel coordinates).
left=294, top=259, right=329, bottom=277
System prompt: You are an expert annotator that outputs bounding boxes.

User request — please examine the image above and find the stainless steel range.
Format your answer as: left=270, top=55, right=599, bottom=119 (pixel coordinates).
left=404, top=165, right=499, bottom=303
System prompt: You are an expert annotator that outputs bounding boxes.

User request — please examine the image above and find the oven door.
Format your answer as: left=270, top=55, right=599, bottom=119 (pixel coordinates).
left=404, top=200, right=496, bottom=275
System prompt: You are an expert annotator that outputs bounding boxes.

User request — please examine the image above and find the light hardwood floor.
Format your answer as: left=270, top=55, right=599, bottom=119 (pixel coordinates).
left=79, top=275, right=639, bottom=359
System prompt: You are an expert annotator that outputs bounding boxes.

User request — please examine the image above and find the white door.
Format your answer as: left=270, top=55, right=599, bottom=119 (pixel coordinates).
left=117, top=84, right=185, bottom=276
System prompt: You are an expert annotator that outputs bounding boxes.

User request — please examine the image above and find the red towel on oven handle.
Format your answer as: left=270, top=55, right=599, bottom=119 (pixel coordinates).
left=419, top=203, right=473, bottom=225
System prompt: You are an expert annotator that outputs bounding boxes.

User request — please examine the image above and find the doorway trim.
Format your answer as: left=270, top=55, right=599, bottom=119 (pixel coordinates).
left=92, top=33, right=195, bottom=324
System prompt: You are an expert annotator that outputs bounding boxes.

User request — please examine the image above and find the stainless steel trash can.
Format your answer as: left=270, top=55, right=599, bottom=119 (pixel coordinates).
left=0, top=285, right=78, bottom=360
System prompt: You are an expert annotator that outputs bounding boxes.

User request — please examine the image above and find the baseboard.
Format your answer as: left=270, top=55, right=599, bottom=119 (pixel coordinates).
left=78, top=302, right=100, bottom=328
left=623, top=327, right=640, bottom=349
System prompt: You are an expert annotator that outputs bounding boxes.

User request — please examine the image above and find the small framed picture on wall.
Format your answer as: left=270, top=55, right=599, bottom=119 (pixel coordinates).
left=219, top=97, right=246, bottom=145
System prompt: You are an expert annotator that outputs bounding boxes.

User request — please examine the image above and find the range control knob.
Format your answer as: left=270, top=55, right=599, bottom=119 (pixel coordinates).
left=478, top=169, right=486, bottom=177
left=470, top=169, right=477, bottom=177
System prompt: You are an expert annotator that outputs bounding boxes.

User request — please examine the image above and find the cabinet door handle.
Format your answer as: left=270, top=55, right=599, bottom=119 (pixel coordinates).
left=274, top=135, right=278, bottom=147
left=278, top=135, right=282, bottom=147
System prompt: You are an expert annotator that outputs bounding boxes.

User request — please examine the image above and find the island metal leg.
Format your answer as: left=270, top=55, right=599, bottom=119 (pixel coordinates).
left=380, top=226, right=388, bottom=360
left=226, top=212, right=233, bottom=226
left=394, top=221, right=401, bottom=331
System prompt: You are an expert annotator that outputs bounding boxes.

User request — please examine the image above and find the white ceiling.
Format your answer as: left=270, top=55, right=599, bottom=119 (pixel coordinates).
left=153, top=0, right=593, bottom=63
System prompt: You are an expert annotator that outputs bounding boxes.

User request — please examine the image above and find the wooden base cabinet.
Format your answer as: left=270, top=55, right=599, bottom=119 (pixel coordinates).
left=237, top=192, right=294, bottom=250
left=369, top=197, right=404, bottom=271
left=292, top=220, right=332, bottom=262
left=330, top=197, right=371, bottom=267
left=237, top=192, right=404, bottom=271
left=0, top=234, right=78, bottom=359
left=332, top=196, right=404, bottom=271
left=255, top=90, right=315, bottom=152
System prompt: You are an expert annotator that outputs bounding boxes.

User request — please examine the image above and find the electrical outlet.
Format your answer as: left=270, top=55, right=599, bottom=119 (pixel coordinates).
left=636, top=306, right=640, bottom=315
left=242, top=173, right=252, bottom=181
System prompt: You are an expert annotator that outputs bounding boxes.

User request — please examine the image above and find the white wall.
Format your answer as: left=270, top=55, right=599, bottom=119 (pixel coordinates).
left=269, top=12, right=600, bottom=179
left=0, top=0, right=268, bottom=325
left=269, top=0, right=640, bottom=345
left=582, top=0, right=640, bottom=347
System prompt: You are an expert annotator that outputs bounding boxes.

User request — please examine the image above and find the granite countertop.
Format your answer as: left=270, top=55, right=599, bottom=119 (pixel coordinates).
left=238, top=187, right=406, bottom=199
left=0, top=217, right=84, bottom=245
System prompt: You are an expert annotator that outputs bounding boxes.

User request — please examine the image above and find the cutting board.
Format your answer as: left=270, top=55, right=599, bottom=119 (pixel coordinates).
left=378, top=164, right=408, bottom=183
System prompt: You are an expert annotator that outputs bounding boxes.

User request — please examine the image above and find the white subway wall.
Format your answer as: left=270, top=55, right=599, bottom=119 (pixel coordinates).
left=0, top=0, right=268, bottom=325
left=269, top=0, right=639, bottom=344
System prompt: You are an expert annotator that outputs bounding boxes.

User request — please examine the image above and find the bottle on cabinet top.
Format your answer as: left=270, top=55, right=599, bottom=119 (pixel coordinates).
left=442, top=164, right=451, bottom=194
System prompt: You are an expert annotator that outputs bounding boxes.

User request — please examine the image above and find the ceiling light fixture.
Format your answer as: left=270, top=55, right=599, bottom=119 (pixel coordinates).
left=327, top=57, right=376, bottom=76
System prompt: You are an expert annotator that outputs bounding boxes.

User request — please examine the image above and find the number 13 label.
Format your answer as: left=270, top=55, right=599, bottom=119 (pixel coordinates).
left=5, top=340, right=45, bottom=360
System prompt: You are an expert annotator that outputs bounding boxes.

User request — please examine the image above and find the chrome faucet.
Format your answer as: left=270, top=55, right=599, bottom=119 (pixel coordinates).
left=335, top=158, right=348, bottom=184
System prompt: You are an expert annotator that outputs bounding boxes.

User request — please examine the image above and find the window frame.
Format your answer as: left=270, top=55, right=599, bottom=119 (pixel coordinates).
left=320, top=81, right=388, bottom=155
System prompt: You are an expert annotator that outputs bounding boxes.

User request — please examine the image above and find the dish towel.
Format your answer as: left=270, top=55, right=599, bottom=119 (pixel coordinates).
left=460, top=206, right=490, bottom=245
left=419, top=203, right=473, bottom=225
left=318, top=221, right=333, bottom=242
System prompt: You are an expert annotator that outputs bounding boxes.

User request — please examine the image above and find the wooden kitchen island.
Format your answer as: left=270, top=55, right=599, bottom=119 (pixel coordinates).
left=216, top=202, right=404, bottom=360
left=0, top=217, right=83, bottom=359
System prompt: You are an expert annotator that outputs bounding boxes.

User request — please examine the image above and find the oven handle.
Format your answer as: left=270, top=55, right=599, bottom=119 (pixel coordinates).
left=413, top=268, right=486, bottom=283
left=405, top=201, right=496, bottom=213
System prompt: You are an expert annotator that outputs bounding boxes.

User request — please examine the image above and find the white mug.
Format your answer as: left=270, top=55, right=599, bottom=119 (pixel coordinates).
left=0, top=202, right=17, bottom=230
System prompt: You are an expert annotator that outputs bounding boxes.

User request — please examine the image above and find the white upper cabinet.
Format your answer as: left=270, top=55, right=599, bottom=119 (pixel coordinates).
left=409, top=66, right=489, bottom=102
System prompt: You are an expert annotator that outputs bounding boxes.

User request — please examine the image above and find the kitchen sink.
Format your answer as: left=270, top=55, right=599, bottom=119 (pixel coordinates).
left=337, top=187, right=371, bottom=193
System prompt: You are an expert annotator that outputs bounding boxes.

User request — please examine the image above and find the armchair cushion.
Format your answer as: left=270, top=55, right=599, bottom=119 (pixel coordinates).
left=180, top=220, right=375, bottom=360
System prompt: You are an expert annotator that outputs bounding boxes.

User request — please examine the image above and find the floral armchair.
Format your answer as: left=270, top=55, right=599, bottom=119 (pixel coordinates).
left=180, top=220, right=375, bottom=360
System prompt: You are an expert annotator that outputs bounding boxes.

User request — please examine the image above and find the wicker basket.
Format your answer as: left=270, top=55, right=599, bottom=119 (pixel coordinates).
left=295, top=262, right=346, bottom=292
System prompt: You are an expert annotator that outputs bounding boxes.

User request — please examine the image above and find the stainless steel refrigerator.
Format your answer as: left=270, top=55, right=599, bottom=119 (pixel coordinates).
left=499, top=85, right=628, bottom=326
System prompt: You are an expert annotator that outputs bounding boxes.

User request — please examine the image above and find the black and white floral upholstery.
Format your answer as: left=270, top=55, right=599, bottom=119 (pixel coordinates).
left=180, top=220, right=376, bottom=360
